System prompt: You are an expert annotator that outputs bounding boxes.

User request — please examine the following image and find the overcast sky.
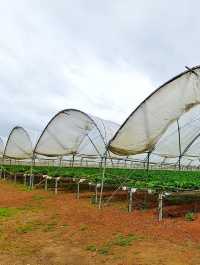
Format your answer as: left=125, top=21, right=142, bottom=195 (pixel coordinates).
left=0, top=0, right=199, bottom=140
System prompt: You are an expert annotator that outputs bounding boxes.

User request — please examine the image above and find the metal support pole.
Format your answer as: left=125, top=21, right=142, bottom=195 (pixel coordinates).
left=31, top=175, right=34, bottom=189
left=29, top=175, right=32, bottom=188
left=45, top=177, right=48, bottom=191
left=95, top=184, right=98, bottom=204
left=59, top=156, right=62, bottom=167
left=72, top=154, right=75, bottom=168
left=24, top=174, right=27, bottom=186
left=77, top=181, right=80, bottom=199
left=177, top=119, right=181, bottom=171
left=14, top=173, right=16, bottom=183
left=158, top=193, right=163, bottom=221
left=98, top=154, right=107, bottom=209
left=146, top=151, right=151, bottom=175
left=128, top=189, right=133, bottom=212
left=55, top=178, right=59, bottom=195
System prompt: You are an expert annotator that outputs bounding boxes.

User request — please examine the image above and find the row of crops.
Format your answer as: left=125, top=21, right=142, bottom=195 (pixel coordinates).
left=2, top=164, right=200, bottom=191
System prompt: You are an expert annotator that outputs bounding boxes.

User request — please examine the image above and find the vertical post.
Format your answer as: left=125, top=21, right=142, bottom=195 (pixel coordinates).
left=177, top=119, right=182, bottom=171
left=146, top=151, right=151, bottom=175
left=128, top=189, right=133, bottom=212
left=31, top=175, right=34, bottom=189
left=24, top=174, right=26, bottom=186
left=95, top=184, right=98, bottom=204
left=72, top=154, right=75, bottom=168
left=59, top=156, right=62, bottom=167
left=77, top=181, right=80, bottom=199
left=14, top=173, right=16, bottom=183
left=98, top=154, right=107, bottom=209
left=29, top=174, right=32, bottom=188
left=45, top=177, right=48, bottom=191
left=55, top=178, right=58, bottom=195
left=158, top=192, right=163, bottom=221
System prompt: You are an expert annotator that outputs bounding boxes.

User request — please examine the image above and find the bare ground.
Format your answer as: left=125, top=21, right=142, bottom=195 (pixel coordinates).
left=0, top=181, right=199, bottom=265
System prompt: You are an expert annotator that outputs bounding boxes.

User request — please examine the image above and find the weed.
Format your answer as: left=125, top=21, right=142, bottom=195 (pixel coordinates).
left=113, top=234, right=139, bottom=247
left=43, top=221, right=57, bottom=232
left=80, top=224, right=88, bottom=231
left=16, top=220, right=43, bottom=234
left=86, top=245, right=97, bottom=252
left=0, top=207, right=18, bottom=218
left=98, top=245, right=111, bottom=255
left=32, top=194, right=46, bottom=201
left=16, top=224, right=34, bottom=234
left=185, top=212, right=196, bottom=221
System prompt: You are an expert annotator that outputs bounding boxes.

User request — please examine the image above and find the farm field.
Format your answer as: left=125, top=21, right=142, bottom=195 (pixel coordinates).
left=3, top=164, right=200, bottom=191
left=0, top=181, right=200, bottom=264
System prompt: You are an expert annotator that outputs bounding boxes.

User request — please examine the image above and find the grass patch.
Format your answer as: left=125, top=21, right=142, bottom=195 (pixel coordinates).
left=42, top=221, right=57, bottom=232
left=86, top=244, right=97, bottom=252
left=16, top=220, right=58, bottom=234
left=16, top=224, right=35, bottom=234
left=32, top=194, right=46, bottom=201
left=94, top=233, right=141, bottom=256
left=98, top=245, right=111, bottom=255
left=112, top=234, right=140, bottom=247
left=0, top=207, right=18, bottom=219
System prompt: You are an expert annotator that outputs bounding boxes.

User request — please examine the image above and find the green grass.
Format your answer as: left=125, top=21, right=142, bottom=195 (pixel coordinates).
left=86, top=244, right=97, bottom=252
left=0, top=207, right=19, bottom=218
left=16, top=220, right=57, bottom=234
left=87, top=233, right=141, bottom=256
left=98, top=245, right=111, bottom=255
left=32, top=194, right=47, bottom=201
left=112, top=234, right=140, bottom=246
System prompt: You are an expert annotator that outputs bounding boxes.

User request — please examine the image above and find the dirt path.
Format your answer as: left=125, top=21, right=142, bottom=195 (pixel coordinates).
left=0, top=181, right=199, bottom=265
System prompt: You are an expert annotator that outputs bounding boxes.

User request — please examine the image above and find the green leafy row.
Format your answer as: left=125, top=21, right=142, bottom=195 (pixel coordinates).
left=2, top=164, right=200, bottom=191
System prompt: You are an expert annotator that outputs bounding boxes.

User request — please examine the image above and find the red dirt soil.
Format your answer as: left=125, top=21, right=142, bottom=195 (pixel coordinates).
left=0, top=181, right=200, bottom=265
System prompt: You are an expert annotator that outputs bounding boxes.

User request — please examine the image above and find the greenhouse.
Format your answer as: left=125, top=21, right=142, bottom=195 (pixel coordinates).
left=34, top=108, right=119, bottom=159
left=1, top=67, right=200, bottom=220
left=109, top=65, right=200, bottom=168
left=3, top=126, right=33, bottom=160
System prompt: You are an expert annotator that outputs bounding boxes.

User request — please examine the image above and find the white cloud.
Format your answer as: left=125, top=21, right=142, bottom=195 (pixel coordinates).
left=0, top=0, right=199, bottom=142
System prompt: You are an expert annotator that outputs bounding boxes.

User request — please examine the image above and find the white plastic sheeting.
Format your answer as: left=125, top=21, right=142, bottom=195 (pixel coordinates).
left=109, top=66, right=200, bottom=166
left=4, top=126, right=33, bottom=159
left=34, top=109, right=119, bottom=157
